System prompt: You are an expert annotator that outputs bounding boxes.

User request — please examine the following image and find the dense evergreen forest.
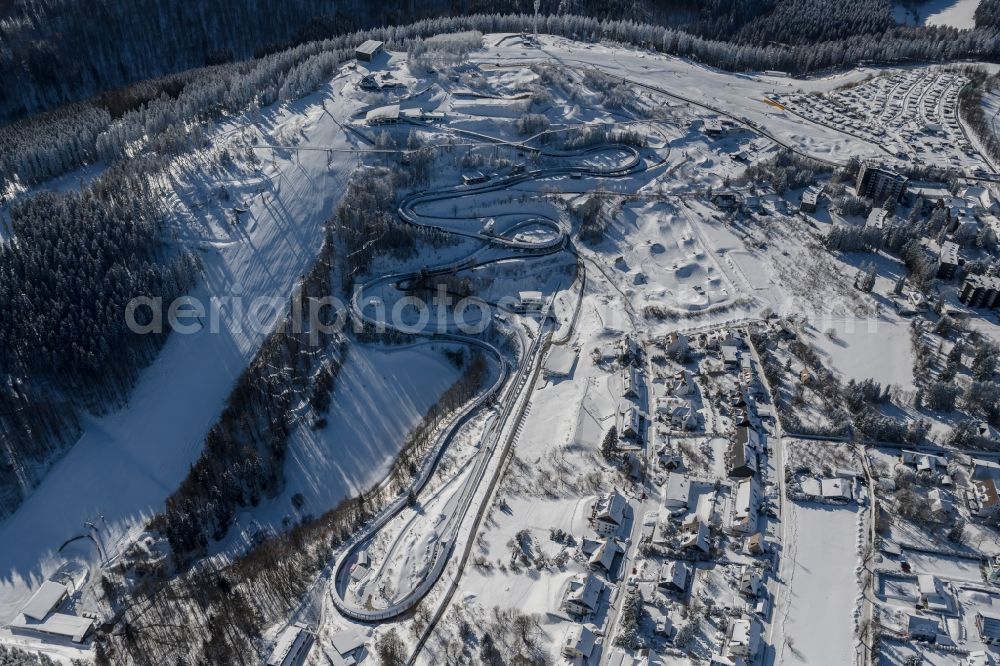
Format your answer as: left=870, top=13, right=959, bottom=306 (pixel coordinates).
left=978, top=0, right=1000, bottom=29
left=0, top=155, right=198, bottom=518
left=0, top=0, right=988, bottom=125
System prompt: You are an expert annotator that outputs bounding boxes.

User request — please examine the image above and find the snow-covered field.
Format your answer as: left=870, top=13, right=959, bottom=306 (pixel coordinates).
left=777, top=502, right=863, bottom=666
left=802, top=318, right=915, bottom=387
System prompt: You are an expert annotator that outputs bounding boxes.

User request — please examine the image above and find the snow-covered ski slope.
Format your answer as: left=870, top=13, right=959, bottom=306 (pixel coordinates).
left=0, top=68, right=367, bottom=622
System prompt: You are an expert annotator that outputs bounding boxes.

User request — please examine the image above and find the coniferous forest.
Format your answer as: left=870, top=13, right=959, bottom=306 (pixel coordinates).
left=0, top=0, right=991, bottom=125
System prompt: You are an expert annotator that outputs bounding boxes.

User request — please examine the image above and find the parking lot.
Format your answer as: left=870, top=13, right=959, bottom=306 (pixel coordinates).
left=772, top=71, right=985, bottom=173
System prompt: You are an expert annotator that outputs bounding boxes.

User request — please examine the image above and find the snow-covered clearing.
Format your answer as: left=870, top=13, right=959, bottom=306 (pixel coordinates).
left=903, top=549, right=984, bottom=583
left=802, top=318, right=915, bottom=387
left=894, top=0, right=981, bottom=28
left=779, top=502, right=863, bottom=666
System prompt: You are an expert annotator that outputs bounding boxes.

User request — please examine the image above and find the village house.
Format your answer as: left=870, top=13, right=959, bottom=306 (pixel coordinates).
left=970, top=477, right=1000, bottom=518
left=735, top=425, right=761, bottom=452
left=664, top=473, right=692, bottom=511
left=669, top=368, right=696, bottom=397
left=728, top=440, right=757, bottom=478
left=731, top=477, right=761, bottom=534
left=680, top=517, right=711, bottom=555
left=658, top=560, right=690, bottom=594
left=593, top=491, right=628, bottom=537
left=821, top=477, right=853, bottom=502
left=588, top=538, right=624, bottom=575
left=621, top=405, right=641, bottom=439
left=655, top=615, right=674, bottom=639
left=623, top=365, right=641, bottom=398
left=619, top=335, right=640, bottom=364
left=725, top=616, right=762, bottom=659
left=900, top=450, right=946, bottom=473
left=928, top=488, right=954, bottom=516
left=745, top=532, right=765, bottom=555
left=561, top=624, right=598, bottom=660
left=738, top=566, right=762, bottom=598
left=917, top=574, right=953, bottom=613
left=660, top=398, right=699, bottom=430
left=665, top=331, right=689, bottom=358
left=563, top=574, right=604, bottom=617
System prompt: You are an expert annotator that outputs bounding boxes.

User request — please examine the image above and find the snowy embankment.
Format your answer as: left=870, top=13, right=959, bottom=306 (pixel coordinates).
left=216, top=342, right=466, bottom=558
left=777, top=501, right=863, bottom=666
left=0, top=71, right=365, bottom=623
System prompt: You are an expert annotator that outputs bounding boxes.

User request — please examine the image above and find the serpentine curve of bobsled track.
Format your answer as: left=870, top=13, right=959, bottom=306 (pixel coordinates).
left=330, top=138, right=647, bottom=622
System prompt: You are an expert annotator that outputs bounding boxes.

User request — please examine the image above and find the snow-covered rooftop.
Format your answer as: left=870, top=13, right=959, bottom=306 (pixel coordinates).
left=20, top=581, right=67, bottom=621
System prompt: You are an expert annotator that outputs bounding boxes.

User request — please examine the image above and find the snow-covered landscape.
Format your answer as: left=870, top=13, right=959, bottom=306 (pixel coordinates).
left=2, top=4, right=1000, bottom=666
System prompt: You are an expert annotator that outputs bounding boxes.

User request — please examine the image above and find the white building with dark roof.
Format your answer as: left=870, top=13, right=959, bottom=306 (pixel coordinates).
left=728, top=441, right=757, bottom=478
